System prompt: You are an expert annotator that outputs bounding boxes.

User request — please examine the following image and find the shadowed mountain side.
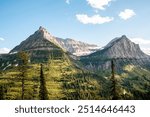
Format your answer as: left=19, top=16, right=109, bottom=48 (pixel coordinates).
left=80, top=35, right=150, bottom=71
left=10, top=26, right=100, bottom=56
left=10, top=26, right=63, bottom=53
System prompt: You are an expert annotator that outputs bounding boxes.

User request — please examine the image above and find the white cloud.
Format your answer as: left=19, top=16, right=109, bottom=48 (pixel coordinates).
left=142, top=48, right=150, bottom=55
left=131, top=38, right=150, bottom=45
left=131, top=38, right=150, bottom=55
left=87, top=0, right=112, bottom=10
left=65, top=0, right=70, bottom=4
left=0, top=48, right=10, bottom=54
left=76, top=14, right=114, bottom=24
left=119, top=9, right=136, bottom=20
left=0, top=37, right=5, bottom=41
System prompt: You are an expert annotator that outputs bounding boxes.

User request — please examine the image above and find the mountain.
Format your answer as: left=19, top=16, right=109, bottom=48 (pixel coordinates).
left=0, top=27, right=66, bottom=71
left=8, top=26, right=64, bottom=63
left=80, top=35, right=150, bottom=71
left=0, top=26, right=99, bottom=70
left=10, top=26, right=100, bottom=56
left=1, top=30, right=150, bottom=100
left=55, top=37, right=100, bottom=56
left=89, top=35, right=149, bottom=59
left=10, top=26, right=63, bottom=53
left=0, top=27, right=104, bottom=100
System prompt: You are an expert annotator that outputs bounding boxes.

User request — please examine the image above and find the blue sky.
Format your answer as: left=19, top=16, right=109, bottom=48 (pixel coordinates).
left=0, top=0, right=150, bottom=53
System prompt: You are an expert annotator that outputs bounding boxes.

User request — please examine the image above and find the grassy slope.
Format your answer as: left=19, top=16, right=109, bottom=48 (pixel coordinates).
left=0, top=55, right=150, bottom=100
left=0, top=56, right=103, bottom=100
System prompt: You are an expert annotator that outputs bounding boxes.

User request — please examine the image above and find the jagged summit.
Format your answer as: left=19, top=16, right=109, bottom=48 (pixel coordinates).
left=121, top=35, right=127, bottom=38
left=8, top=26, right=66, bottom=63
left=34, top=26, right=56, bottom=42
left=10, top=27, right=62, bottom=53
left=37, top=26, right=52, bottom=37
left=80, top=35, right=150, bottom=71
left=35, top=26, right=49, bottom=35
left=104, top=35, right=129, bottom=49
left=118, top=35, right=130, bottom=42
left=39, top=26, right=46, bottom=31
left=9, top=26, right=99, bottom=55
left=89, top=35, right=149, bottom=59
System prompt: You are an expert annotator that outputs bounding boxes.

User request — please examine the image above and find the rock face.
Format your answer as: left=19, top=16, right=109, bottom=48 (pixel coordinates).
left=80, top=35, right=150, bottom=71
left=10, top=26, right=62, bottom=53
left=10, top=26, right=100, bottom=56
left=55, top=37, right=100, bottom=56
left=4, top=26, right=66, bottom=64
left=89, top=35, right=149, bottom=59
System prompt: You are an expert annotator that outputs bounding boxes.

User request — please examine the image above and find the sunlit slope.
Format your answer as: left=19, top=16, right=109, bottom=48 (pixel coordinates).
left=0, top=55, right=103, bottom=100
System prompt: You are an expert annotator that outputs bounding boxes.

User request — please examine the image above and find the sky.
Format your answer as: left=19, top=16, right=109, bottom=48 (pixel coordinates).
left=0, top=0, right=150, bottom=53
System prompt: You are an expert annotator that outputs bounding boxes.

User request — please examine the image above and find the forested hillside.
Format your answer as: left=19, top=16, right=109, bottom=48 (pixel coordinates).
left=0, top=51, right=150, bottom=100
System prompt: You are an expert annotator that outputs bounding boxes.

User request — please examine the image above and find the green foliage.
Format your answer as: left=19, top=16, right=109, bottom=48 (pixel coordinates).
left=18, top=51, right=29, bottom=65
left=39, top=64, right=49, bottom=100
left=62, top=72, right=102, bottom=100
left=0, top=85, right=5, bottom=100
left=18, top=51, right=29, bottom=99
left=0, top=52, right=150, bottom=100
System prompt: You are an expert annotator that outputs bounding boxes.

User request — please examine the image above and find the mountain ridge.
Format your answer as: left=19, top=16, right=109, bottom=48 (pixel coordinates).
left=10, top=26, right=63, bottom=53
left=10, top=26, right=100, bottom=56
left=88, top=35, right=149, bottom=59
left=55, top=37, right=100, bottom=56
left=80, top=35, right=150, bottom=71
left=1, top=27, right=150, bottom=100
left=1, top=27, right=150, bottom=71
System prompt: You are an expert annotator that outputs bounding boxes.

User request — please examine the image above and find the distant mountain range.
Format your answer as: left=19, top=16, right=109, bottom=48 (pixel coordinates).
left=1, top=26, right=150, bottom=100
left=1, top=26, right=150, bottom=71
left=1, top=26, right=150, bottom=56
left=55, top=37, right=100, bottom=56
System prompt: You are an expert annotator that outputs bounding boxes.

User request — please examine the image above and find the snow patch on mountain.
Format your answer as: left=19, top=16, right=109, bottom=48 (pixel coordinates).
left=55, top=37, right=101, bottom=56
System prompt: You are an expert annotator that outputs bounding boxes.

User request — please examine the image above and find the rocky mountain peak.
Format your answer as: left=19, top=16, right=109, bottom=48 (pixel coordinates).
left=90, top=35, right=149, bottom=59
left=118, top=35, right=131, bottom=43
left=81, top=35, right=150, bottom=72
left=9, top=26, right=100, bottom=55
left=36, top=26, right=53, bottom=39
left=9, top=27, right=63, bottom=53
left=105, top=35, right=135, bottom=49
left=39, top=26, right=46, bottom=31
left=121, top=35, right=127, bottom=39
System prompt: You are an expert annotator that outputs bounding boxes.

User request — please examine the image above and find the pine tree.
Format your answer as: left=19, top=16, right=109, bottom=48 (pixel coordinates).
left=110, top=59, right=118, bottom=100
left=0, top=85, right=4, bottom=100
left=39, top=64, right=49, bottom=100
left=18, top=51, right=29, bottom=100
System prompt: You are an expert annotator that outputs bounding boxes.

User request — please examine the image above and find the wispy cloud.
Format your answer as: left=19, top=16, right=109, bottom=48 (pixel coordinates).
left=131, top=37, right=150, bottom=55
left=0, top=48, right=10, bottom=54
left=0, top=37, right=5, bottom=41
left=76, top=14, right=114, bottom=24
left=119, top=9, right=136, bottom=20
left=131, top=38, right=150, bottom=45
left=141, top=48, right=150, bottom=55
left=65, top=0, right=70, bottom=4
left=86, top=0, right=113, bottom=10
